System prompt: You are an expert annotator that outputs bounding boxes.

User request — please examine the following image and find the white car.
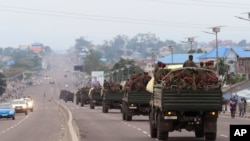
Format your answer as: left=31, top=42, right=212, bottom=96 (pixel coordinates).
left=12, top=99, right=28, bottom=115
left=21, top=97, right=34, bottom=112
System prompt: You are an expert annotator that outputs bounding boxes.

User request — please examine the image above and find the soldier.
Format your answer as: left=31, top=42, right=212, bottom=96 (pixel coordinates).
left=103, top=79, right=110, bottom=89
left=183, top=55, right=197, bottom=67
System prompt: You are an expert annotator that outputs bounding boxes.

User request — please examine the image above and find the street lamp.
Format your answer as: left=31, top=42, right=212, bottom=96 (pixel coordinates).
left=116, top=70, right=119, bottom=82
left=203, top=26, right=222, bottom=76
left=120, top=68, right=124, bottom=81
left=212, top=27, right=221, bottom=76
left=235, top=12, right=250, bottom=21
left=126, top=65, right=131, bottom=79
left=168, top=46, right=174, bottom=64
left=188, top=37, right=194, bottom=53
left=111, top=71, right=114, bottom=82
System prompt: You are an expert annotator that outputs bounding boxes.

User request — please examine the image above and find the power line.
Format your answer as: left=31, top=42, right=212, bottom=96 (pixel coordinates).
left=0, top=4, right=249, bottom=32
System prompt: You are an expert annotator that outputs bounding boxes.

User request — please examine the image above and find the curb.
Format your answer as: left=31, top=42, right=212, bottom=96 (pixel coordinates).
left=55, top=101, right=80, bottom=141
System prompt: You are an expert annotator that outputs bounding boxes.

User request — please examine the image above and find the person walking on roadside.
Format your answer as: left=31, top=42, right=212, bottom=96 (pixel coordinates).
left=242, top=97, right=247, bottom=117
left=230, top=97, right=237, bottom=118
left=239, top=98, right=245, bottom=117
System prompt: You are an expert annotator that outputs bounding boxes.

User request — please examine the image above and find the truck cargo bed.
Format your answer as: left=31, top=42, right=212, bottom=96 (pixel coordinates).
left=153, top=88, right=222, bottom=111
left=123, top=91, right=151, bottom=104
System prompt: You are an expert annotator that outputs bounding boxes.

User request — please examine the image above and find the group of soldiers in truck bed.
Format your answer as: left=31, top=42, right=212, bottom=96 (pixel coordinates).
left=154, top=55, right=221, bottom=91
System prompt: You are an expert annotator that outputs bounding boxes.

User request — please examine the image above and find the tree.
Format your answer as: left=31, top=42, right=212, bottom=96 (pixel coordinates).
left=0, top=73, right=7, bottom=96
left=75, top=37, right=93, bottom=51
left=237, top=40, right=247, bottom=47
left=83, top=49, right=102, bottom=74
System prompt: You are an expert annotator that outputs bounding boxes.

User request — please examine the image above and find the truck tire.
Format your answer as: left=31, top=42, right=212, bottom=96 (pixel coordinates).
left=25, top=110, right=28, bottom=115
left=81, top=102, right=84, bottom=107
left=149, top=111, right=157, bottom=138
left=157, top=114, right=168, bottom=140
left=103, top=105, right=108, bottom=113
left=205, top=132, right=216, bottom=140
left=122, top=111, right=126, bottom=120
left=195, top=128, right=204, bottom=138
left=90, top=102, right=95, bottom=109
left=126, top=114, right=132, bottom=121
left=124, top=105, right=132, bottom=121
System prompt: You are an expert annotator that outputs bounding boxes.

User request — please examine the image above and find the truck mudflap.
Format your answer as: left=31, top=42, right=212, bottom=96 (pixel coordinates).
left=160, top=120, right=173, bottom=132
left=204, top=118, right=217, bottom=132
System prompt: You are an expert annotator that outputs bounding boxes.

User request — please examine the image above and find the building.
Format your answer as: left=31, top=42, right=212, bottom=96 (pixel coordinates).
left=198, top=46, right=250, bottom=80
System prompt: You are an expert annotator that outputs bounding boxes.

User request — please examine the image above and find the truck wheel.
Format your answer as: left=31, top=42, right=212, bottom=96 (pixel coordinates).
left=104, top=105, right=108, bottom=113
left=126, top=115, right=132, bottom=121
left=90, top=102, right=95, bottom=109
left=25, top=111, right=28, bottom=115
left=149, top=112, right=157, bottom=138
left=157, top=114, right=168, bottom=140
left=81, top=102, right=84, bottom=107
left=205, top=132, right=216, bottom=140
left=90, top=105, right=95, bottom=109
left=122, top=111, right=126, bottom=120
left=31, top=108, right=33, bottom=112
left=195, top=128, right=204, bottom=138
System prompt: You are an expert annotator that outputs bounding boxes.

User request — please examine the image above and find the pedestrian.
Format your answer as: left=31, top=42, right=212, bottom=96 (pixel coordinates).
left=242, top=97, right=247, bottom=117
left=230, top=97, right=236, bottom=118
left=238, top=98, right=244, bottom=117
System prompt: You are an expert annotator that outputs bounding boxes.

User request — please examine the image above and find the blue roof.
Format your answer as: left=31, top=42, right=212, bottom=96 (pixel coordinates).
left=232, top=47, right=250, bottom=58
left=156, top=53, right=203, bottom=64
left=198, top=46, right=250, bottom=59
left=32, top=42, right=43, bottom=46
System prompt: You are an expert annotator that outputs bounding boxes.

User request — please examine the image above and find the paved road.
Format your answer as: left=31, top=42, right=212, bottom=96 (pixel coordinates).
left=61, top=101, right=250, bottom=141
left=0, top=83, right=66, bottom=141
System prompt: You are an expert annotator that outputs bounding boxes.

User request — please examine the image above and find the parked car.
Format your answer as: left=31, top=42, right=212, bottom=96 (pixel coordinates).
left=0, top=103, right=15, bottom=120
left=12, top=99, right=28, bottom=115
left=21, top=97, right=34, bottom=112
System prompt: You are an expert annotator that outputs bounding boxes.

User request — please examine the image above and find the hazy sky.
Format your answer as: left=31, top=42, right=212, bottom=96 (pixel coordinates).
left=1, top=0, right=250, bottom=51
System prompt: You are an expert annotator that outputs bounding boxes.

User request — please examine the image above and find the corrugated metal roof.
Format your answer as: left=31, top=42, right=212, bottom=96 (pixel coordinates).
left=198, top=47, right=230, bottom=59
left=198, top=46, right=250, bottom=59
left=232, top=47, right=250, bottom=58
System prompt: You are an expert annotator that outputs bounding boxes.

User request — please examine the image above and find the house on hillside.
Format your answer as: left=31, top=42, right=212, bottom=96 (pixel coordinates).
left=199, top=46, right=250, bottom=80
left=29, top=42, right=43, bottom=54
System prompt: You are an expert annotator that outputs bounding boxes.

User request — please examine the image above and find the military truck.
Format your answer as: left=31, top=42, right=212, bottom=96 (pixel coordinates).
left=88, top=87, right=103, bottom=109
left=102, top=89, right=123, bottom=113
left=101, top=81, right=124, bottom=113
left=122, top=90, right=151, bottom=121
left=121, top=72, right=152, bottom=121
left=75, top=87, right=90, bottom=107
left=148, top=66, right=222, bottom=141
left=59, top=90, right=74, bottom=103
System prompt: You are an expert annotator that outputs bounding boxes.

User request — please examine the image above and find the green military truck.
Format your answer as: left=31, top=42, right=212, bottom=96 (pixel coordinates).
left=59, top=90, right=74, bottom=103
left=122, top=90, right=151, bottom=121
left=102, top=89, right=123, bottom=113
left=75, top=87, right=90, bottom=107
left=88, top=88, right=103, bottom=109
left=148, top=67, right=222, bottom=141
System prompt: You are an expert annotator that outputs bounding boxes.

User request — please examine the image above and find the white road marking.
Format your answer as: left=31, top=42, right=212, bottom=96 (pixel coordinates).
left=220, top=134, right=228, bottom=138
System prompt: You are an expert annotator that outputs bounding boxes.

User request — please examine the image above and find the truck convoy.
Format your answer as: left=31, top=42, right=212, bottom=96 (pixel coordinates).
left=122, top=72, right=152, bottom=121
left=147, top=62, right=222, bottom=141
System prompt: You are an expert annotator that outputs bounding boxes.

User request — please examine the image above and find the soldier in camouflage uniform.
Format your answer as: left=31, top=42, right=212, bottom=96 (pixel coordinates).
left=183, top=55, right=197, bottom=67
